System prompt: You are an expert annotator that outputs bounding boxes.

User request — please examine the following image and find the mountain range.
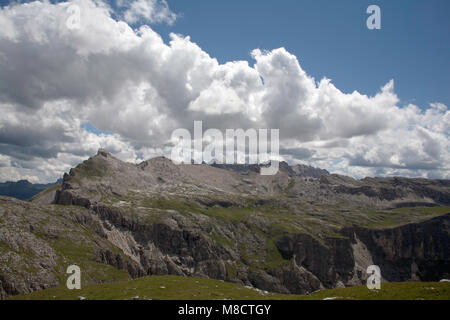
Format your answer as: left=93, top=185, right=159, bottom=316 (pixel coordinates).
left=0, top=149, right=449, bottom=299
left=0, top=179, right=61, bottom=200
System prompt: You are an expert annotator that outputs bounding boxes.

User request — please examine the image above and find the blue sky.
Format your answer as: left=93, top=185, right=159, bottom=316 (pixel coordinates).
left=148, top=0, right=450, bottom=109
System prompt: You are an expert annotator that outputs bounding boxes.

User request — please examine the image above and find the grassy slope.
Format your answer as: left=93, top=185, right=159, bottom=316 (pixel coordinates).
left=134, top=196, right=450, bottom=233
left=9, top=275, right=450, bottom=300
left=29, top=183, right=61, bottom=202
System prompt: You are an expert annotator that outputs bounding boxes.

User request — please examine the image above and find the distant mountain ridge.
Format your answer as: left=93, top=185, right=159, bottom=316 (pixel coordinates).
left=210, top=161, right=329, bottom=178
left=0, top=179, right=61, bottom=200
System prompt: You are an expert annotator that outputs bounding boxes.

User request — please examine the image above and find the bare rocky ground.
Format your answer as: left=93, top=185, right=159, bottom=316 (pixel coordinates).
left=1, top=149, right=449, bottom=298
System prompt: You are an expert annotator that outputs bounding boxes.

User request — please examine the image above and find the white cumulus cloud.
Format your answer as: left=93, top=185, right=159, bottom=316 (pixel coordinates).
left=0, top=0, right=448, bottom=182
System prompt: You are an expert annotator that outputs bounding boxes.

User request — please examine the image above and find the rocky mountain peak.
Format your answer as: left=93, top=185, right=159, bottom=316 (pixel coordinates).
left=97, top=148, right=110, bottom=158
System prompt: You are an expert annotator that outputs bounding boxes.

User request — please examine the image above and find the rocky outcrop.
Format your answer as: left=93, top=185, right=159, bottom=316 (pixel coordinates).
left=95, top=249, right=145, bottom=278
left=291, top=164, right=329, bottom=178
left=54, top=189, right=91, bottom=208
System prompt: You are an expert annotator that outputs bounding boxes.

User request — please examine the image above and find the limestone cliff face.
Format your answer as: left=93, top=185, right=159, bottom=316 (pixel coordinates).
left=52, top=199, right=450, bottom=295
left=343, top=214, right=450, bottom=282
left=276, top=214, right=450, bottom=291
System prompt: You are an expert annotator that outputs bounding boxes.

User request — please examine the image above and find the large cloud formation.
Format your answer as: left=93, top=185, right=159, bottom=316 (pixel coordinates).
left=0, top=0, right=448, bottom=182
